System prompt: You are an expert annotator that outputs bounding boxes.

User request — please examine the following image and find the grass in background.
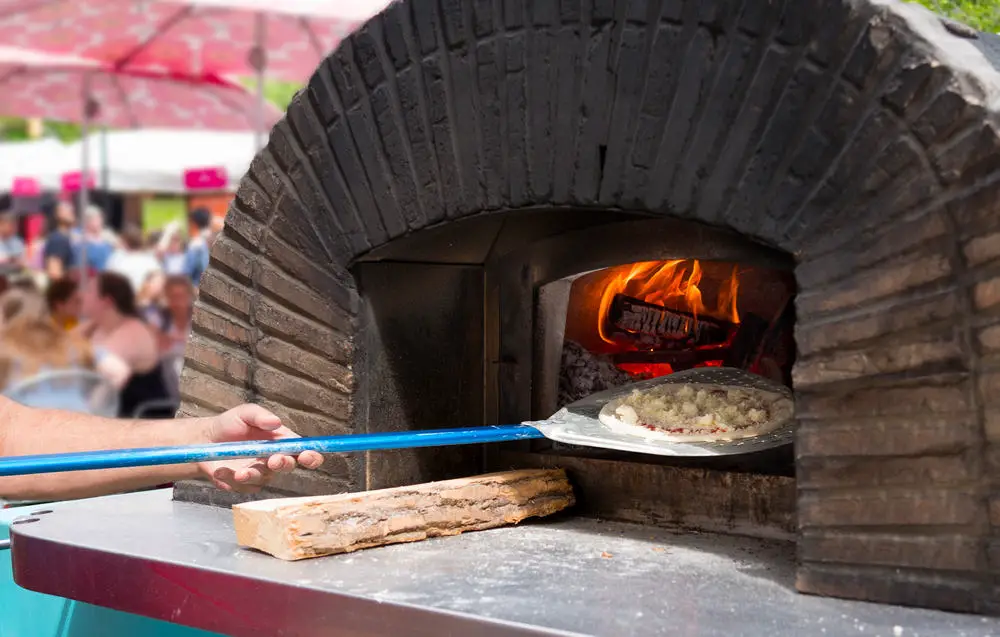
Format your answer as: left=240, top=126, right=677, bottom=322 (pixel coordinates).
left=141, top=197, right=187, bottom=235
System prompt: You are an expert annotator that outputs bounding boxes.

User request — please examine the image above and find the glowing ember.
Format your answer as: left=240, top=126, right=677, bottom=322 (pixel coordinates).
left=596, top=260, right=740, bottom=345
left=616, top=362, right=675, bottom=377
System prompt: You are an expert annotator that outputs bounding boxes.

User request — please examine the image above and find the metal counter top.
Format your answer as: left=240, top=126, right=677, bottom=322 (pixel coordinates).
left=8, top=489, right=1000, bottom=637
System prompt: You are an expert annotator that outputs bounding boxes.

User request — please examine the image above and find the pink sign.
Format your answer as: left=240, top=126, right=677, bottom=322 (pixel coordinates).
left=184, top=166, right=227, bottom=191
left=24, top=213, right=45, bottom=244
left=61, top=171, right=96, bottom=192
left=10, top=177, right=40, bottom=197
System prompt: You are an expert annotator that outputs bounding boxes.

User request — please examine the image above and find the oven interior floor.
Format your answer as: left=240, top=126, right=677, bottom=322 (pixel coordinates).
left=8, top=489, right=999, bottom=637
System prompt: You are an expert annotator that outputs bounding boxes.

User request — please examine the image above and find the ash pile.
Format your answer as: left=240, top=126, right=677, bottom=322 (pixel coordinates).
left=558, top=341, right=630, bottom=408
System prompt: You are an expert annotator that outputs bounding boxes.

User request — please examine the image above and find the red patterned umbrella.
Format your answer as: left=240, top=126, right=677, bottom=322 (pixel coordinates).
left=0, top=46, right=278, bottom=130
left=0, top=0, right=392, bottom=145
left=0, top=0, right=386, bottom=79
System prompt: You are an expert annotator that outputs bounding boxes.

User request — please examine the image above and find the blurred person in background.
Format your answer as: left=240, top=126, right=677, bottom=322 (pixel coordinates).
left=0, top=212, right=26, bottom=271
left=136, top=270, right=167, bottom=324
left=105, top=224, right=162, bottom=293
left=77, top=272, right=174, bottom=418
left=185, top=207, right=213, bottom=285
left=0, top=289, right=94, bottom=408
left=157, top=223, right=188, bottom=276
left=46, top=278, right=82, bottom=330
left=43, top=201, right=77, bottom=281
left=78, top=204, right=117, bottom=272
left=146, top=229, right=163, bottom=252
left=25, top=234, right=45, bottom=272
left=152, top=275, right=194, bottom=357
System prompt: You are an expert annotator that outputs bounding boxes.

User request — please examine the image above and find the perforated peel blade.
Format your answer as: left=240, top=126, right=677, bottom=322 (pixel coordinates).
left=527, top=367, right=794, bottom=457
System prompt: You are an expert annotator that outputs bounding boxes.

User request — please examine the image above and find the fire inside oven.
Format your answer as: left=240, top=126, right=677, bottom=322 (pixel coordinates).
left=553, top=259, right=796, bottom=410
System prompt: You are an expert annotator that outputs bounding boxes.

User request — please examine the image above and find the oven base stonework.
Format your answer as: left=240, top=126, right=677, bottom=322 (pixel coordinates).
left=176, top=0, right=1000, bottom=614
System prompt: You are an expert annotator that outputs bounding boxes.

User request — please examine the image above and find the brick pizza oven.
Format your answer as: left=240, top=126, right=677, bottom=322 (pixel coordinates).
left=175, top=0, right=1000, bottom=617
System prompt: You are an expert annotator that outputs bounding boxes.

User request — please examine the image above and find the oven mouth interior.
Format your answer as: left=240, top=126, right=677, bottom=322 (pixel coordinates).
left=544, top=258, right=795, bottom=410
left=353, top=208, right=798, bottom=480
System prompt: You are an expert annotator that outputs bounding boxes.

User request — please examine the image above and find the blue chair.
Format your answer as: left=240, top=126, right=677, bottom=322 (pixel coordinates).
left=0, top=499, right=221, bottom=637
left=2, top=369, right=120, bottom=418
left=0, top=370, right=121, bottom=511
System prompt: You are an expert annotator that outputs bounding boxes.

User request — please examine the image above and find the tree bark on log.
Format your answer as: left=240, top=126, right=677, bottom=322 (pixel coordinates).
left=233, top=469, right=575, bottom=560
left=608, top=293, right=732, bottom=346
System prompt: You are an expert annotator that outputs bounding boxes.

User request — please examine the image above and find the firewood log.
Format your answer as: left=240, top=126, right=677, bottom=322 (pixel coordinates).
left=233, top=469, right=575, bottom=560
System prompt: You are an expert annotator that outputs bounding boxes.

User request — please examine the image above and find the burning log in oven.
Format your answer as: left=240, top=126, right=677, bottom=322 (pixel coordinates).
left=603, top=293, right=793, bottom=383
left=558, top=260, right=794, bottom=389
left=605, top=293, right=734, bottom=349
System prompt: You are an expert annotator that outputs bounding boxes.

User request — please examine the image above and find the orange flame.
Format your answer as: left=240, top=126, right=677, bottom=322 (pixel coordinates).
left=596, top=260, right=740, bottom=344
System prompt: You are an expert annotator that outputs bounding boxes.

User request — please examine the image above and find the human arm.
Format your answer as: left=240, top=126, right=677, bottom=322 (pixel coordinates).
left=43, top=235, right=71, bottom=280
left=91, top=320, right=159, bottom=389
left=44, top=256, right=64, bottom=281
left=104, top=229, right=122, bottom=249
left=141, top=310, right=176, bottom=355
left=71, top=319, right=97, bottom=341
left=155, top=222, right=179, bottom=257
left=156, top=330, right=183, bottom=356
left=0, top=400, right=324, bottom=501
left=11, top=238, right=26, bottom=269
left=94, top=350, right=132, bottom=389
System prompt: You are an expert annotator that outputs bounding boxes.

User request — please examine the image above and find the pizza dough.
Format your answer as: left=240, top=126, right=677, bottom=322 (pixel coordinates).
left=598, top=382, right=793, bottom=443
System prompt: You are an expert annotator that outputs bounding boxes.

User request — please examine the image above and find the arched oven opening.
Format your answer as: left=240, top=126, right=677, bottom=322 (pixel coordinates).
left=349, top=210, right=798, bottom=537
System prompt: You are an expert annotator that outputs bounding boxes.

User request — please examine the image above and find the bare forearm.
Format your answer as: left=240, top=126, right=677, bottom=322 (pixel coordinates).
left=45, top=257, right=63, bottom=281
left=0, top=399, right=205, bottom=501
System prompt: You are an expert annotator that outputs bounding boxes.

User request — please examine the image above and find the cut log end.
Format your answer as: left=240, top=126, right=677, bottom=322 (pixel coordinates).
left=233, top=468, right=576, bottom=561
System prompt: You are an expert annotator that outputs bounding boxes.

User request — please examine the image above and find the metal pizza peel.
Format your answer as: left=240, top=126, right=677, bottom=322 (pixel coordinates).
left=528, top=366, right=794, bottom=457
left=0, top=368, right=793, bottom=477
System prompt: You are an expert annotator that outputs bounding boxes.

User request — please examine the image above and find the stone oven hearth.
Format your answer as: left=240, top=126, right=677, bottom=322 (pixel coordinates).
left=176, top=0, right=1000, bottom=616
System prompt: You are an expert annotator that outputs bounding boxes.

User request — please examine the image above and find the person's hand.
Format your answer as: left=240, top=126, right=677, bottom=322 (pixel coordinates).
left=155, top=331, right=173, bottom=354
left=72, top=319, right=97, bottom=339
left=196, top=404, right=324, bottom=493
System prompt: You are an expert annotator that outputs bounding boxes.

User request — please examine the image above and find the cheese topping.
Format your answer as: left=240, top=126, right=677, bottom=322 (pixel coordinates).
left=600, top=382, right=792, bottom=442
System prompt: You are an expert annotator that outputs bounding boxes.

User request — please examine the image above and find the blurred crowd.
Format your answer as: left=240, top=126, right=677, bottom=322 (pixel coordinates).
left=0, top=203, right=222, bottom=418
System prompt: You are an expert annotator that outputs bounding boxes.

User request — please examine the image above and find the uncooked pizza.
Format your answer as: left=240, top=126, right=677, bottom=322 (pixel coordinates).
left=598, top=382, right=793, bottom=443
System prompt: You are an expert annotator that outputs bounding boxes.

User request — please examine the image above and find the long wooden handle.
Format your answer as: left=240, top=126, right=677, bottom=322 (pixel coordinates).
left=0, top=425, right=545, bottom=476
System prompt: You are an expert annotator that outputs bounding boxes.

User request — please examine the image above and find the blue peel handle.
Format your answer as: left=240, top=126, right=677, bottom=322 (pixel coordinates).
left=0, top=424, right=546, bottom=477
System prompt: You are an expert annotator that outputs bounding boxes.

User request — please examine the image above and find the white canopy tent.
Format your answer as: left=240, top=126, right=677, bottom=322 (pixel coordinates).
left=0, top=137, right=69, bottom=192
left=0, top=128, right=259, bottom=195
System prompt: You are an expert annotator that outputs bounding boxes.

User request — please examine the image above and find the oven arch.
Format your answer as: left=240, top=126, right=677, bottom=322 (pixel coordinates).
left=181, top=0, right=1000, bottom=615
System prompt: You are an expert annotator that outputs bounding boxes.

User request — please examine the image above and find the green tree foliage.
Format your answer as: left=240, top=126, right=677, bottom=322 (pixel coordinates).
left=252, top=79, right=301, bottom=111
left=911, top=0, right=1000, bottom=32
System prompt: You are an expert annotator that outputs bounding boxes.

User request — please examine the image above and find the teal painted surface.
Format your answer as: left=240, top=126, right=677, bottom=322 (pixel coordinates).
left=0, top=497, right=221, bottom=637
